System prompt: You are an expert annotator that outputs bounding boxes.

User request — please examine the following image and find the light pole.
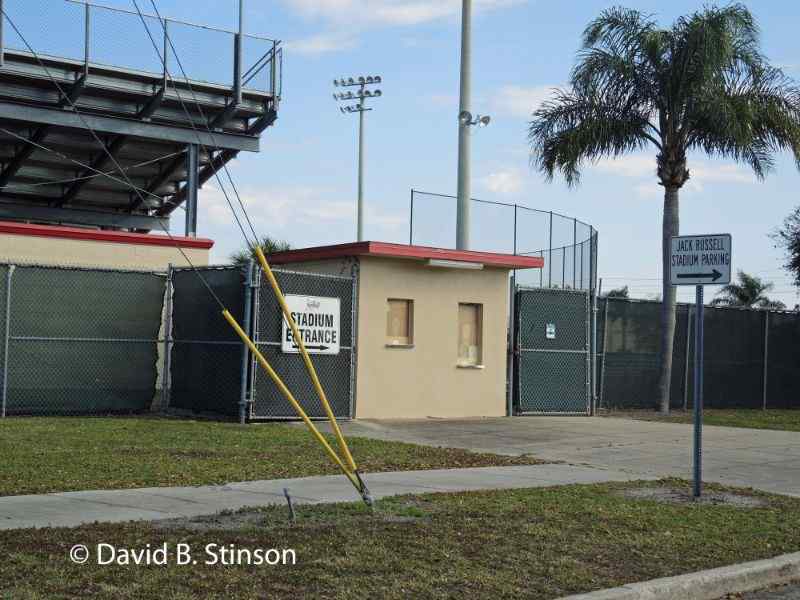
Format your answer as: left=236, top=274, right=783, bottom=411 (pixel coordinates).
left=455, top=0, right=490, bottom=250
left=456, top=0, right=472, bottom=250
left=333, top=75, right=383, bottom=242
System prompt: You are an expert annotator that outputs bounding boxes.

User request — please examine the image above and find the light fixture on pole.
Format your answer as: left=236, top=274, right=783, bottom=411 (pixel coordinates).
left=333, top=75, right=384, bottom=242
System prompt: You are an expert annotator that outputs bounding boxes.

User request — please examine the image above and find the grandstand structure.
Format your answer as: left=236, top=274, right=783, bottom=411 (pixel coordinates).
left=0, top=0, right=281, bottom=236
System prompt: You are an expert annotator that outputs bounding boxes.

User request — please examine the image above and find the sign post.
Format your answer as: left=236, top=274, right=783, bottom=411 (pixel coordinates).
left=670, top=234, right=732, bottom=498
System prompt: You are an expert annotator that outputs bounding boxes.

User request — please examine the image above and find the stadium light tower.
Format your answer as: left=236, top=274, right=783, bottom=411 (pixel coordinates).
left=333, top=75, right=384, bottom=242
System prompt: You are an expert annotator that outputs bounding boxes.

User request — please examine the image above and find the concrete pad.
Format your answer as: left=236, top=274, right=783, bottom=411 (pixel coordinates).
left=313, top=416, right=800, bottom=497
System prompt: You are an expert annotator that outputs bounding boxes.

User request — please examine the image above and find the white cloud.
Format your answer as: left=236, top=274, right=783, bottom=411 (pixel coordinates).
left=281, top=0, right=526, bottom=53
left=284, top=0, right=524, bottom=26
left=596, top=155, right=757, bottom=191
left=491, top=84, right=559, bottom=118
left=479, top=168, right=525, bottom=194
left=199, top=184, right=405, bottom=239
left=595, top=155, right=655, bottom=179
left=285, top=31, right=358, bottom=55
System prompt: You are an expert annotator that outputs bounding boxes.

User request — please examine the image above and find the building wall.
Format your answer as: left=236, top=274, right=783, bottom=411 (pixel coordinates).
left=0, top=232, right=210, bottom=271
left=356, top=256, right=510, bottom=419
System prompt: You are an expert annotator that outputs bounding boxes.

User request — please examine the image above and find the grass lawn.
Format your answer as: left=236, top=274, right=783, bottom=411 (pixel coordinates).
left=0, top=417, right=542, bottom=497
left=605, top=409, right=800, bottom=432
left=1, top=480, right=799, bottom=599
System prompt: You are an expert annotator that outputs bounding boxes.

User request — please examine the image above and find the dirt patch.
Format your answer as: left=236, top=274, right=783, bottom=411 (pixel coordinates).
left=154, top=509, right=277, bottom=532
left=620, top=486, right=768, bottom=508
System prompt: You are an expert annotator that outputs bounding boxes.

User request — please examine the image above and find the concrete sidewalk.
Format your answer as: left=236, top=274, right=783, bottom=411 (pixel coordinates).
left=0, top=464, right=647, bottom=531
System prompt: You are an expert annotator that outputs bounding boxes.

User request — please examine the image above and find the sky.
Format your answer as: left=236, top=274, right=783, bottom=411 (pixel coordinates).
left=15, top=0, right=800, bottom=305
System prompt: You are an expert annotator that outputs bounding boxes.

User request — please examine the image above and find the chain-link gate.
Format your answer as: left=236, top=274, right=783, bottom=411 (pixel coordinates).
left=250, top=268, right=356, bottom=420
left=515, top=287, right=590, bottom=414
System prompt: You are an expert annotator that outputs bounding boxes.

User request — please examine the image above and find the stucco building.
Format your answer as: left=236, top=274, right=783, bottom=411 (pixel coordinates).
left=270, top=241, right=542, bottom=419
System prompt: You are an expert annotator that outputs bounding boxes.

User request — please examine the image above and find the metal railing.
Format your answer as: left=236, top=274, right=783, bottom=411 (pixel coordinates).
left=409, top=190, right=599, bottom=291
left=0, top=0, right=282, bottom=95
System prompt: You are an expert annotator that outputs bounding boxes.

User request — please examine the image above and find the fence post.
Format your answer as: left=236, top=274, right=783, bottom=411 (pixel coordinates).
left=599, top=294, right=609, bottom=409
left=507, top=274, right=515, bottom=416
left=762, top=310, right=769, bottom=410
left=683, top=304, right=692, bottom=410
left=1, top=265, right=14, bottom=418
left=547, top=211, right=553, bottom=287
left=160, top=264, right=174, bottom=413
left=572, top=218, right=577, bottom=289
left=409, top=189, right=414, bottom=245
left=0, top=0, right=5, bottom=68
left=238, top=260, right=254, bottom=424
left=591, top=282, right=599, bottom=414
left=162, top=19, right=169, bottom=88
left=83, top=3, right=91, bottom=78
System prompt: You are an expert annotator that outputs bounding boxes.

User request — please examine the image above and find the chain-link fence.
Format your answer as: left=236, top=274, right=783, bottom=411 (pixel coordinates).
left=0, top=262, right=165, bottom=416
left=250, top=268, right=356, bottom=420
left=161, top=263, right=357, bottom=421
left=597, top=297, right=800, bottom=410
left=1, top=0, right=282, bottom=95
left=409, top=190, right=599, bottom=291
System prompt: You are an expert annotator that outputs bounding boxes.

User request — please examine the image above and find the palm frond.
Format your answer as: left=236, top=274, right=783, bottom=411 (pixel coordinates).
left=529, top=90, right=655, bottom=186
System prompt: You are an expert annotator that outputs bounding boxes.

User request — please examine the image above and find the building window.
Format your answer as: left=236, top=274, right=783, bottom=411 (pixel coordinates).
left=386, top=299, right=413, bottom=346
left=458, top=303, right=483, bottom=366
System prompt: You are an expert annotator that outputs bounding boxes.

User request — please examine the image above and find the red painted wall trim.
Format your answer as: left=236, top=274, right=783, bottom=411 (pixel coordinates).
left=0, top=220, right=214, bottom=250
left=268, top=241, right=543, bottom=269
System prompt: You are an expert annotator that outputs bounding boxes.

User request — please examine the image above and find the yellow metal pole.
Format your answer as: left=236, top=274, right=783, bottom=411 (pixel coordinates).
left=253, top=247, right=358, bottom=473
left=222, top=309, right=361, bottom=490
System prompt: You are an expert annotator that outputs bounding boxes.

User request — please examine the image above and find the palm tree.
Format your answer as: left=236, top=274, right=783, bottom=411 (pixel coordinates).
left=711, top=271, right=786, bottom=309
left=230, top=236, right=291, bottom=267
left=528, top=5, right=800, bottom=414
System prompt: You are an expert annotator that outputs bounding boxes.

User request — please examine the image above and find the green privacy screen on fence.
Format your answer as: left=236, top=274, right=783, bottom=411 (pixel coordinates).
left=168, top=266, right=248, bottom=418
left=3, top=264, right=165, bottom=415
left=598, top=298, right=800, bottom=410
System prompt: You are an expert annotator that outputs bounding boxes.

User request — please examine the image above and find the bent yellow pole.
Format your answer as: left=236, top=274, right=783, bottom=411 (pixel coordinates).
left=254, top=246, right=358, bottom=473
left=222, top=309, right=361, bottom=491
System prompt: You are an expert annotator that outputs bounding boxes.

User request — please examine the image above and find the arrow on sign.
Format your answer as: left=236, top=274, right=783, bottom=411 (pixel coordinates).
left=677, top=269, right=723, bottom=282
left=292, top=344, right=329, bottom=351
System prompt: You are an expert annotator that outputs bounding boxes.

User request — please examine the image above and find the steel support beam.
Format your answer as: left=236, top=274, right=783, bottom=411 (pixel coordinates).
left=58, top=135, right=126, bottom=206
left=0, top=201, right=169, bottom=229
left=0, top=126, right=50, bottom=187
left=0, top=101, right=260, bottom=152
left=129, top=152, right=186, bottom=211
left=155, top=109, right=276, bottom=218
left=185, top=143, right=199, bottom=237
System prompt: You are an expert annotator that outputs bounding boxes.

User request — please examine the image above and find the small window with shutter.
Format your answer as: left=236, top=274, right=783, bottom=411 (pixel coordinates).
left=457, top=303, right=483, bottom=366
left=386, top=299, right=413, bottom=346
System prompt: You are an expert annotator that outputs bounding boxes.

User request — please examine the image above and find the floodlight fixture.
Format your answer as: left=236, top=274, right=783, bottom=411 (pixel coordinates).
left=358, top=76, right=366, bottom=84
left=333, top=79, right=339, bottom=86
left=459, top=110, right=492, bottom=128
left=366, top=76, right=374, bottom=84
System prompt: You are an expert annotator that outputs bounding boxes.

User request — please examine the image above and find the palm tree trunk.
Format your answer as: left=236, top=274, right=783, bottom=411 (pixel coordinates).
left=656, top=186, right=679, bottom=414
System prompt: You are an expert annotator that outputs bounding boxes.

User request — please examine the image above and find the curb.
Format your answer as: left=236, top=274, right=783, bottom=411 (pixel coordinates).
left=559, top=551, right=800, bottom=600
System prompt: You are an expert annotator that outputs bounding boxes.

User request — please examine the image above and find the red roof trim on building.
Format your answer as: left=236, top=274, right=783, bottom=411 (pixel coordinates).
left=268, top=241, right=544, bottom=269
left=0, top=221, right=214, bottom=250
